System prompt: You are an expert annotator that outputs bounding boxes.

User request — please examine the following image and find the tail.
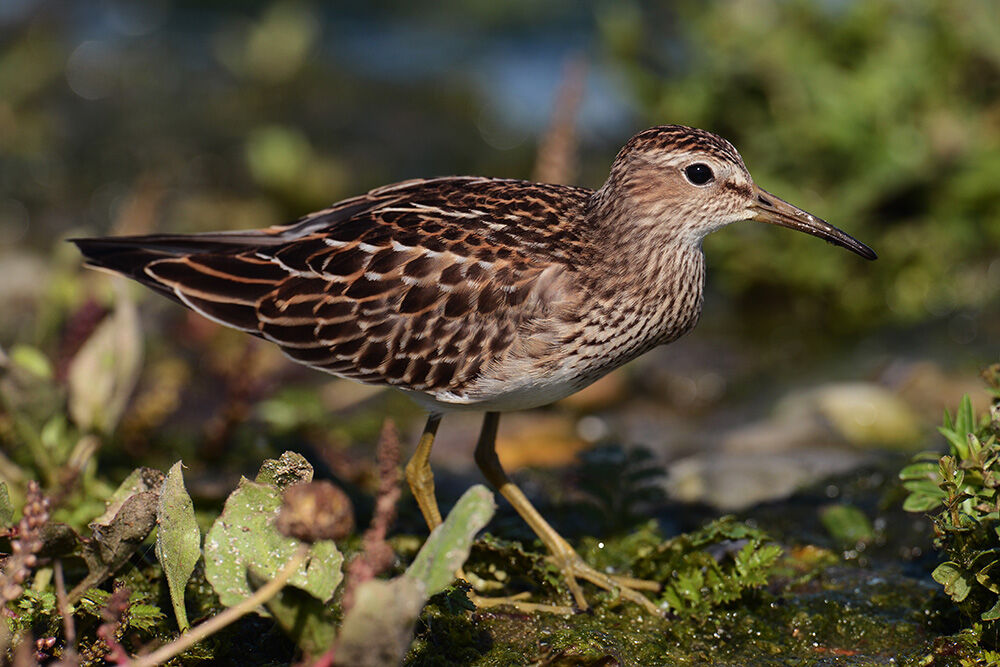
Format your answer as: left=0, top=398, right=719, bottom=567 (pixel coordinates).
left=70, top=232, right=293, bottom=333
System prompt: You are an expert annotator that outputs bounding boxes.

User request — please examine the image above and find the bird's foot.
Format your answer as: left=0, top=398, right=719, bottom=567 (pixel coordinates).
left=463, top=548, right=663, bottom=617
left=468, top=591, right=576, bottom=615
left=549, top=550, right=664, bottom=617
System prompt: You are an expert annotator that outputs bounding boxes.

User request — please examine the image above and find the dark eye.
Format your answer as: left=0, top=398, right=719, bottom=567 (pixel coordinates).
left=684, top=163, right=714, bottom=186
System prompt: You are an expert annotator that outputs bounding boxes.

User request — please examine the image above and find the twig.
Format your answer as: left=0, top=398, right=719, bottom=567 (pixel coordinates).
left=53, top=560, right=79, bottom=666
left=11, top=631, right=39, bottom=667
left=532, top=56, right=587, bottom=185
left=97, top=586, right=131, bottom=664
left=341, top=419, right=402, bottom=611
left=130, top=544, right=309, bottom=667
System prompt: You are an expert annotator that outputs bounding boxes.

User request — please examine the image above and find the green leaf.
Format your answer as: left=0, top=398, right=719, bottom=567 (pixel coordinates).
left=982, top=598, right=1000, bottom=622
left=76, top=589, right=165, bottom=632
left=819, top=504, right=874, bottom=545
left=959, top=395, right=975, bottom=437
left=405, top=484, right=496, bottom=597
left=901, top=479, right=947, bottom=497
left=155, top=461, right=201, bottom=632
left=933, top=562, right=972, bottom=602
left=336, top=485, right=495, bottom=667
left=903, top=492, right=944, bottom=513
left=898, top=462, right=940, bottom=481
left=259, top=574, right=338, bottom=657
left=204, top=474, right=342, bottom=608
left=9, top=344, right=53, bottom=380
left=129, top=603, right=167, bottom=633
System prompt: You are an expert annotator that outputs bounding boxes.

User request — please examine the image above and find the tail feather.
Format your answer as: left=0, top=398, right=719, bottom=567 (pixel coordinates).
left=71, top=236, right=185, bottom=302
left=70, top=232, right=291, bottom=334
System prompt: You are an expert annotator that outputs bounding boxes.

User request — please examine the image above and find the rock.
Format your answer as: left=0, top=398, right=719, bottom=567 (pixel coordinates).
left=666, top=448, right=869, bottom=511
left=723, top=382, right=924, bottom=453
left=808, top=382, right=923, bottom=448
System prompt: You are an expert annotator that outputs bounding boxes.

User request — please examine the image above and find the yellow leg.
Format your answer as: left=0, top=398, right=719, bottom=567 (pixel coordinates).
left=405, top=414, right=442, bottom=531
left=473, top=412, right=663, bottom=616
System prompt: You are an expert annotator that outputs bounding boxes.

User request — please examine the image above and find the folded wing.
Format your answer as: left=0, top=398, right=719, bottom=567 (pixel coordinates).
left=72, top=177, right=589, bottom=397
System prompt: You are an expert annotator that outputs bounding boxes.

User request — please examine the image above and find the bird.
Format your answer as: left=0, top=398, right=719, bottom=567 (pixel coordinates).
left=72, top=124, right=876, bottom=616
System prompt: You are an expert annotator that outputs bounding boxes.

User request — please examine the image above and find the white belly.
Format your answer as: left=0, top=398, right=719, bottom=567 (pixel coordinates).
left=403, top=359, right=596, bottom=413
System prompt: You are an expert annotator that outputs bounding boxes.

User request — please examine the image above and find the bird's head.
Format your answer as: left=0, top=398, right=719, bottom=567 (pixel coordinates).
left=599, top=125, right=876, bottom=260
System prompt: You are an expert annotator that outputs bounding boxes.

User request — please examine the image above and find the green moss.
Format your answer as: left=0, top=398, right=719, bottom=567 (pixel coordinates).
left=404, top=514, right=947, bottom=666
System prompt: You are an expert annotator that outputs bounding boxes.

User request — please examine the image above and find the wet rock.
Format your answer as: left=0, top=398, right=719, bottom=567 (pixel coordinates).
left=723, top=382, right=924, bottom=453
left=809, top=382, right=923, bottom=448
left=666, top=448, right=869, bottom=510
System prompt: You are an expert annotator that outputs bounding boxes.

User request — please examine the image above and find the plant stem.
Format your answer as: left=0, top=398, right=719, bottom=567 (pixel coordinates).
left=54, top=559, right=79, bottom=663
left=130, top=544, right=309, bottom=667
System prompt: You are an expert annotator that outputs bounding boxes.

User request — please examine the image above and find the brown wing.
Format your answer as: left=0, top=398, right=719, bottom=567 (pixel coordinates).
left=73, top=177, right=592, bottom=398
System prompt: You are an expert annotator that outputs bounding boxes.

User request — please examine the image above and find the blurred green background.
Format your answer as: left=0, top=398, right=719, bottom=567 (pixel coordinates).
left=1, top=0, right=998, bottom=510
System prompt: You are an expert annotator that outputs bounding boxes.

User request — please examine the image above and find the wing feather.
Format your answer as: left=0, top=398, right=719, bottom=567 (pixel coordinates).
left=73, top=177, right=591, bottom=398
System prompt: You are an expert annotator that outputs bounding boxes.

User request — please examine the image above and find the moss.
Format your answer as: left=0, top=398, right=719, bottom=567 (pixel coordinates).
left=404, top=518, right=948, bottom=666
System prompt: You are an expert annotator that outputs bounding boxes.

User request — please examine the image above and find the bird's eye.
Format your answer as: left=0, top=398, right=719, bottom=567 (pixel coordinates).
left=684, top=163, right=714, bottom=186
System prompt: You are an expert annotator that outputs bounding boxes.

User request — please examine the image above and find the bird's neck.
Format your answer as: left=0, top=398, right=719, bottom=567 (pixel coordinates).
left=573, top=190, right=707, bottom=354
left=583, top=183, right=707, bottom=292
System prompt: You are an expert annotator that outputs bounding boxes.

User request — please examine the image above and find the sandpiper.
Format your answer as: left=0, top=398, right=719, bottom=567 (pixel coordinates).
left=73, top=125, right=875, bottom=615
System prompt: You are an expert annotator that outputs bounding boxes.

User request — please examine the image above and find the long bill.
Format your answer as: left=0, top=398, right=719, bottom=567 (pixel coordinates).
left=750, top=186, right=877, bottom=260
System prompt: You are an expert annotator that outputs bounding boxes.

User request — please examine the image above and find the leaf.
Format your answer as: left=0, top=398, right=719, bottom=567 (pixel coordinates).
left=334, top=577, right=426, bottom=667
left=66, top=467, right=165, bottom=602
left=819, top=504, right=874, bottom=545
left=91, top=491, right=161, bottom=568
left=405, top=484, right=496, bottom=597
left=37, top=522, right=83, bottom=558
left=959, top=395, right=975, bottom=438
left=982, top=598, right=1000, bottom=622
left=9, top=344, right=53, bottom=380
left=204, top=475, right=342, bottom=609
left=77, top=589, right=166, bottom=632
left=902, top=493, right=945, bottom=513
left=66, top=290, right=143, bottom=433
left=155, top=461, right=201, bottom=632
left=93, top=467, right=165, bottom=526
left=334, top=485, right=496, bottom=666
left=898, top=462, right=940, bottom=481
left=976, top=559, right=1000, bottom=594
left=258, top=573, right=337, bottom=657
left=70, top=488, right=162, bottom=602
left=933, top=562, right=972, bottom=603
left=0, top=482, right=12, bottom=529
left=254, top=451, right=313, bottom=491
